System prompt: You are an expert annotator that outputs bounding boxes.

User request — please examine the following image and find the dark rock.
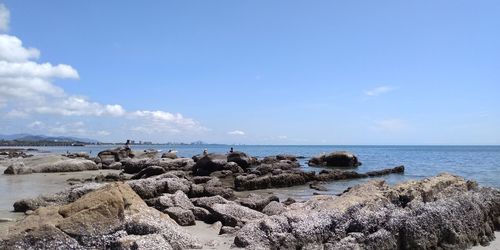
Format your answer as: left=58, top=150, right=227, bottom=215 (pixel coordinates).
left=220, top=226, right=239, bottom=235
left=164, top=207, right=195, bottom=226
left=4, top=162, right=32, bottom=175
left=191, top=207, right=213, bottom=222
left=227, top=151, right=253, bottom=168
left=236, top=193, right=279, bottom=211
left=309, top=181, right=328, bottom=191
left=283, top=198, right=296, bottom=206
left=103, top=162, right=122, bottom=170
left=234, top=172, right=315, bottom=191
left=308, top=151, right=361, bottom=167
left=192, top=153, right=227, bottom=176
left=366, top=165, right=404, bottom=176
left=131, top=166, right=166, bottom=179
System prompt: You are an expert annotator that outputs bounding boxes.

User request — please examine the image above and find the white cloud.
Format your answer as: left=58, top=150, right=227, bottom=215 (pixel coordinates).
left=365, top=85, right=394, bottom=96
left=0, top=4, right=10, bottom=33
left=0, top=3, right=206, bottom=139
left=228, top=130, right=245, bottom=136
left=0, top=35, right=40, bottom=62
left=372, top=119, right=407, bottom=132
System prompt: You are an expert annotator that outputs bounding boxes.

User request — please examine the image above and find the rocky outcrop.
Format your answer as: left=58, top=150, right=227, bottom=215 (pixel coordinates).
left=234, top=173, right=500, bottom=249
left=1, top=182, right=202, bottom=249
left=3, top=155, right=99, bottom=175
left=308, top=151, right=361, bottom=167
left=127, top=173, right=191, bottom=199
left=235, top=166, right=404, bottom=191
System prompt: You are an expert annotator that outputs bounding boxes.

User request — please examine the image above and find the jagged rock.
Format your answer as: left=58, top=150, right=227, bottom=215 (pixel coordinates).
left=191, top=207, right=213, bottom=222
left=192, top=153, right=227, bottom=176
left=151, top=190, right=195, bottom=211
left=131, top=166, right=166, bottom=179
left=97, top=146, right=133, bottom=166
left=164, top=207, right=195, bottom=226
left=308, top=151, right=361, bottom=167
left=127, top=173, right=190, bottom=199
left=236, top=193, right=280, bottom=211
left=227, top=151, right=253, bottom=168
left=262, top=201, right=286, bottom=216
left=211, top=203, right=266, bottom=227
left=234, top=174, right=500, bottom=249
left=2, top=182, right=202, bottom=249
left=223, top=162, right=245, bottom=173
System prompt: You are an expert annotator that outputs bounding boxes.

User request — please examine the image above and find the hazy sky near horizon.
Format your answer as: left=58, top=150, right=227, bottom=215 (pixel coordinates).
left=0, top=1, right=499, bottom=144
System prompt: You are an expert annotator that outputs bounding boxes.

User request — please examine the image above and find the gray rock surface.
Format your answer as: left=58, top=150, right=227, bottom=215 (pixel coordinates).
left=234, top=173, right=500, bottom=249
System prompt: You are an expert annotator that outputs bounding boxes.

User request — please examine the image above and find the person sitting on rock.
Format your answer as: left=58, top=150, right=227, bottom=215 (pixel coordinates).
left=229, top=147, right=234, bottom=153
left=203, top=148, right=208, bottom=155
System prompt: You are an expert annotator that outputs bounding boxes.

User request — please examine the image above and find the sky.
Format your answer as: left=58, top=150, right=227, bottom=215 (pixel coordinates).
left=0, top=1, right=499, bottom=145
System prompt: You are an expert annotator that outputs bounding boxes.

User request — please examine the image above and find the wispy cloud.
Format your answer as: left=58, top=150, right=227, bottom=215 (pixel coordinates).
left=365, top=85, right=394, bottom=96
left=228, top=130, right=245, bottom=136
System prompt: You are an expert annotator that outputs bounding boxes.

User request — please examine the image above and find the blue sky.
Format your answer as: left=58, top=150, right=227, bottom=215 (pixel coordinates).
left=0, top=1, right=499, bottom=144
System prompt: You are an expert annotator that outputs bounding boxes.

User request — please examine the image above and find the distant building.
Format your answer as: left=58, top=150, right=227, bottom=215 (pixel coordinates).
left=143, top=141, right=153, bottom=145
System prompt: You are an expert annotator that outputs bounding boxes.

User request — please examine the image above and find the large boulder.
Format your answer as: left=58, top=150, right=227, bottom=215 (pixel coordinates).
left=226, top=151, right=253, bottom=168
left=127, top=173, right=191, bottom=199
left=234, top=173, right=500, bottom=249
left=3, top=155, right=99, bottom=175
left=2, top=182, right=202, bottom=249
left=192, top=153, right=227, bottom=176
left=308, top=151, right=361, bottom=167
left=97, top=146, right=133, bottom=166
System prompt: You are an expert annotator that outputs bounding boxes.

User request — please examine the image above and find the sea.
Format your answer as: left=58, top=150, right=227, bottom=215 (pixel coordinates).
left=0, top=145, right=499, bottom=221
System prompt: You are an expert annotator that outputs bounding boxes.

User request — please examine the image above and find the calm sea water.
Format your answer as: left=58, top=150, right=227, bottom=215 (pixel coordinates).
left=20, top=144, right=500, bottom=188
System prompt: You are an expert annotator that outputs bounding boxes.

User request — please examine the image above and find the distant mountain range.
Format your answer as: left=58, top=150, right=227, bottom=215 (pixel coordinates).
left=0, top=134, right=99, bottom=144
